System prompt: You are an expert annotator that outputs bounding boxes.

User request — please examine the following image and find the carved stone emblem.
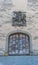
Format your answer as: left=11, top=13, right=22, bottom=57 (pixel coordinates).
left=12, top=11, right=26, bottom=26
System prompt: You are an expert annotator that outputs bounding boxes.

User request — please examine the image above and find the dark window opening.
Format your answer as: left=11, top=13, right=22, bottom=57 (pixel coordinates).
left=8, top=33, right=30, bottom=56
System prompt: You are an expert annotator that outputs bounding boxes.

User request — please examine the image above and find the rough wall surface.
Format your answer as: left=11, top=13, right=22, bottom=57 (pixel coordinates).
left=0, top=0, right=38, bottom=55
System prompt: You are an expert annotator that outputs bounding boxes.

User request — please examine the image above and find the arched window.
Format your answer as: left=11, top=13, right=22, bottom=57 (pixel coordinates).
left=8, top=33, right=30, bottom=55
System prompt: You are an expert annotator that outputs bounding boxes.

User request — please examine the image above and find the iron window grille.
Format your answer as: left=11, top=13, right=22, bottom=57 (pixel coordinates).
left=8, top=33, right=30, bottom=56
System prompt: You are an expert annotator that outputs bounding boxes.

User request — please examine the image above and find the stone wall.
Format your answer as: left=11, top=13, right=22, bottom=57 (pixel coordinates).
left=0, top=0, right=38, bottom=55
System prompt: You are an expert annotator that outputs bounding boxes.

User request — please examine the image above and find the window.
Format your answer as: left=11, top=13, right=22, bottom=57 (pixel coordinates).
left=8, top=33, right=30, bottom=55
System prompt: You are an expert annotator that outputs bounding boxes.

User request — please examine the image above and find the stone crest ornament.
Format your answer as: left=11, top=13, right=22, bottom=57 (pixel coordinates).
left=12, top=11, right=26, bottom=26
